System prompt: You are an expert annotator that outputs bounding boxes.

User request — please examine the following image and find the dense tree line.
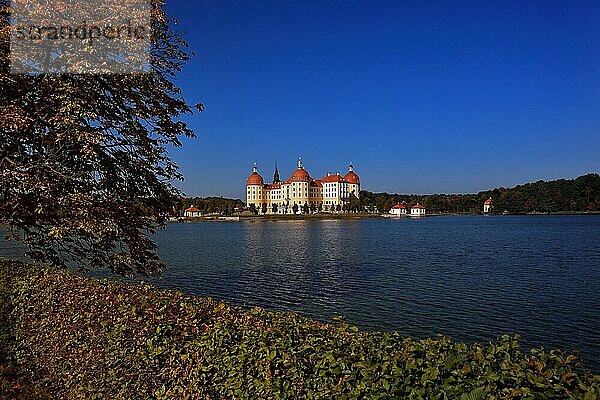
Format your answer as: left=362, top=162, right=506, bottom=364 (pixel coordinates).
left=360, top=173, right=600, bottom=214
left=178, top=197, right=244, bottom=215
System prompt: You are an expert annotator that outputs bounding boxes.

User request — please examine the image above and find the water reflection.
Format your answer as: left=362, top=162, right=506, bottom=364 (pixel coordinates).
left=239, top=220, right=363, bottom=316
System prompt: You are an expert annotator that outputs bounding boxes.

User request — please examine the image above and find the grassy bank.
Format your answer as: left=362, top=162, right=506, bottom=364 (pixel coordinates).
left=1, top=259, right=598, bottom=399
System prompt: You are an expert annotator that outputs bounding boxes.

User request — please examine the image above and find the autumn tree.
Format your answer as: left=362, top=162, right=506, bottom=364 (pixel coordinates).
left=0, top=0, right=202, bottom=276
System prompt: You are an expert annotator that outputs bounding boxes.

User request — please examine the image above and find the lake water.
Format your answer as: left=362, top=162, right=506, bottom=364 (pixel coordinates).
left=2, top=215, right=599, bottom=370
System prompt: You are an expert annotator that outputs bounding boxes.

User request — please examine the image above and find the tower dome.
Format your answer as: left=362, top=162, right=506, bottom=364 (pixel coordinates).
left=344, top=163, right=360, bottom=184
left=290, top=157, right=310, bottom=182
left=246, top=164, right=264, bottom=186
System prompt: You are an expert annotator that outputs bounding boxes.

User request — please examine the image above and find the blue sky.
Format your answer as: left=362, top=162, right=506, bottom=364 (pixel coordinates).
left=165, top=1, right=600, bottom=198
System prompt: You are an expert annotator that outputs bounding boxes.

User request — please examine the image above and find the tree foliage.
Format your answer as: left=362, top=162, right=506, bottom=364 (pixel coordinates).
left=0, top=0, right=200, bottom=276
left=361, top=174, right=600, bottom=214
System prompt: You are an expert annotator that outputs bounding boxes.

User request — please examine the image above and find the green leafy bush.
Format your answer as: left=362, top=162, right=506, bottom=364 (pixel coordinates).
left=1, top=259, right=598, bottom=399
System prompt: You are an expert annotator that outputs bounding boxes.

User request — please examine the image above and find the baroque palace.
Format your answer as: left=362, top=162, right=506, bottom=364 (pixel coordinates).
left=246, top=159, right=360, bottom=214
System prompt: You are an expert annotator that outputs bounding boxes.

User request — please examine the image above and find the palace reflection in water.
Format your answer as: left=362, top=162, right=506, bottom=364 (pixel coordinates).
left=240, top=220, right=362, bottom=318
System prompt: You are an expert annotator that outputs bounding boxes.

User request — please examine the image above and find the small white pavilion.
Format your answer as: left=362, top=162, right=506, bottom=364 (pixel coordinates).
left=184, top=206, right=202, bottom=217
left=390, top=202, right=408, bottom=216
left=410, top=203, right=426, bottom=217
left=484, top=197, right=493, bottom=213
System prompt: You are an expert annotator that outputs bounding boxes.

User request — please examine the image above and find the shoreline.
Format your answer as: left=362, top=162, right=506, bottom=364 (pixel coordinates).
left=172, top=210, right=600, bottom=223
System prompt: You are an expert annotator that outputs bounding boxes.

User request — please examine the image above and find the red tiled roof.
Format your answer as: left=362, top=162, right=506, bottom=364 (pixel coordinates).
left=411, top=203, right=425, bottom=209
left=392, top=203, right=407, bottom=209
left=344, top=171, right=360, bottom=184
left=185, top=206, right=200, bottom=212
left=289, top=168, right=310, bottom=182
left=484, top=197, right=493, bottom=205
left=246, top=172, right=264, bottom=185
left=320, top=174, right=345, bottom=183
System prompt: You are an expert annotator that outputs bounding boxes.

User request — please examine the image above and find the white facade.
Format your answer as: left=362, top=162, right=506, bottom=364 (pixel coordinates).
left=184, top=206, right=202, bottom=217
left=321, top=173, right=349, bottom=209
left=390, top=204, right=407, bottom=215
left=410, top=203, right=426, bottom=217
left=484, top=197, right=493, bottom=213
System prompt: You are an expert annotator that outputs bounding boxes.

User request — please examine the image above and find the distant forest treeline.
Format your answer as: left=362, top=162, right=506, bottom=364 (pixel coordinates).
left=177, top=197, right=244, bottom=215
left=360, top=173, right=600, bottom=214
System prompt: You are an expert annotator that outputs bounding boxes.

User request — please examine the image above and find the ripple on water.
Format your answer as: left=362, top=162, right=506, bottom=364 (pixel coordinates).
left=1, top=215, right=599, bottom=371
